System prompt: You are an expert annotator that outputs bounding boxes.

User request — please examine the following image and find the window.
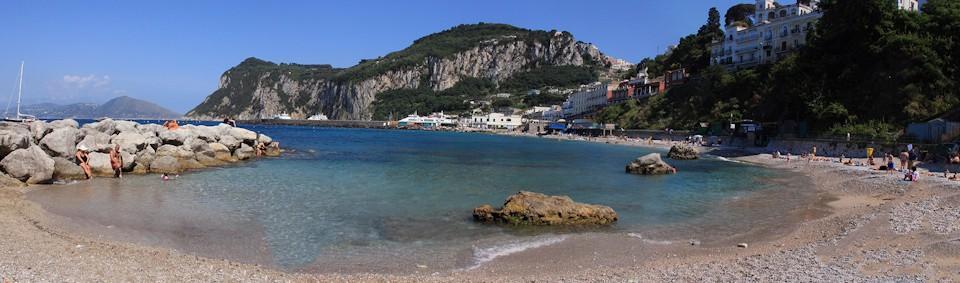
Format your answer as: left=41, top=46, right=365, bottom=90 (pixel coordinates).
left=780, top=10, right=787, bottom=17
left=768, top=12, right=776, bottom=20
left=781, top=41, right=787, bottom=51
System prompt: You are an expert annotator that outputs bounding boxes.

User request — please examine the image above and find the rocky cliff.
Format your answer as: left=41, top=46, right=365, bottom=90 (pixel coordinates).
left=186, top=23, right=621, bottom=120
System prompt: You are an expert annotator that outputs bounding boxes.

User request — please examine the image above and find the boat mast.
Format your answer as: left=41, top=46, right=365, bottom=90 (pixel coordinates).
left=15, top=61, right=23, bottom=118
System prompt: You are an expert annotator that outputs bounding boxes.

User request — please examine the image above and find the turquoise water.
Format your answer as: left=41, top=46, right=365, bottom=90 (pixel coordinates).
left=29, top=126, right=796, bottom=272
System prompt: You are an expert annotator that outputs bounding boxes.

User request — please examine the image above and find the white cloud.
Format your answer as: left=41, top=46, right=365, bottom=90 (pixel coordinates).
left=62, top=74, right=111, bottom=89
left=32, top=74, right=125, bottom=104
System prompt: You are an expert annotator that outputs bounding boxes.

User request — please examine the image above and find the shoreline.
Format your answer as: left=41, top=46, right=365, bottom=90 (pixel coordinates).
left=2, top=133, right=959, bottom=281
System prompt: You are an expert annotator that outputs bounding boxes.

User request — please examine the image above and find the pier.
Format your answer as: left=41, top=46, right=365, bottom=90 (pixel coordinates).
left=238, top=119, right=390, bottom=129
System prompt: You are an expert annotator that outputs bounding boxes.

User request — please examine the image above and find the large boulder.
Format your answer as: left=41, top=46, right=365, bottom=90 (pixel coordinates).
left=155, top=144, right=194, bottom=159
left=149, top=156, right=181, bottom=174
left=52, top=157, right=87, bottom=180
left=144, top=136, right=162, bottom=149
left=234, top=143, right=255, bottom=160
left=473, top=191, right=618, bottom=225
left=0, top=128, right=32, bottom=159
left=86, top=152, right=114, bottom=176
left=158, top=128, right=195, bottom=146
left=264, top=141, right=281, bottom=157
left=111, top=131, right=147, bottom=153
left=218, top=135, right=241, bottom=150
left=0, top=146, right=55, bottom=184
left=137, top=123, right=163, bottom=137
left=625, top=153, right=676, bottom=175
left=208, top=143, right=233, bottom=161
left=40, top=127, right=80, bottom=159
left=183, top=125, right=218, bottom=142
left=76, top=131, right=112, bottom=153
left=82, top=119, right=118, bottom=135
left=121, top=151, right=135, bottom=171
left=227, top=127, right=257, bottom=143
left=135, top=147, right=156, bottom=172
left=257, top=134, right=272, bottom=144
left=47, top=119, right=79, bottom=130
left=667, top=144, right=699, bottom=160
left=114, top=120, right=139, bottom=133
left=28, top=120, right=50, bottom=142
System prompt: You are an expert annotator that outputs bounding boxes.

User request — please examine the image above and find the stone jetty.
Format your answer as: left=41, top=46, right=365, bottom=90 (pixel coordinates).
left=473, top=191, right=618, bottom=225
left=0, top=119, right=279, bottom=185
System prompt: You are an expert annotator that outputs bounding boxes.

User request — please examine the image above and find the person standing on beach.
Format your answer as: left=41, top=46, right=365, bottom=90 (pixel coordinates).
left=109, top=144, right=123, bottom=178
left=899, top=150, right=909, bottom=171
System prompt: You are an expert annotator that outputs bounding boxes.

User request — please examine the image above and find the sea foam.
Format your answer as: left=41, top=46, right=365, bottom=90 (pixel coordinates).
left=468, top=236, right=568, bottom=270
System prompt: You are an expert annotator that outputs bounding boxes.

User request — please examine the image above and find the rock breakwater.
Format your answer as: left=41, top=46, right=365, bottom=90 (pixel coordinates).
left=0, top=119, right=279, bottom=185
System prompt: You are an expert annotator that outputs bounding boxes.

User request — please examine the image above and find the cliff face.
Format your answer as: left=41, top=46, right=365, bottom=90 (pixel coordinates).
left=186, top=24, right=615, bottom=120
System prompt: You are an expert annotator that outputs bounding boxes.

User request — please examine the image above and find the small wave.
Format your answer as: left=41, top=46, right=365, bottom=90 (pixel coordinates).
left=627, top=233, right=673, bottom=245
left=468, top=236, right=567, bottom=270
left=714, top=156, right=743, bottom=164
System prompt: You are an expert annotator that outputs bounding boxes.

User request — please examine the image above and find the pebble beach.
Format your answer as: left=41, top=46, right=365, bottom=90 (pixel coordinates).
left=1, top=134, right=959, bottom=282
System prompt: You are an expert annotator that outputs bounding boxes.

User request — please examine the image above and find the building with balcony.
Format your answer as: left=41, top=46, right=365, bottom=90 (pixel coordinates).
left=562, top=82, right=608, bottom=119
left=711, top=0, right=922, bottom=70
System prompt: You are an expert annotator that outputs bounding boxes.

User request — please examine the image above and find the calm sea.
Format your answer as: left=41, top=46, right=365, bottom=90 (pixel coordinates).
left=28, top=124, right=803, bottom=272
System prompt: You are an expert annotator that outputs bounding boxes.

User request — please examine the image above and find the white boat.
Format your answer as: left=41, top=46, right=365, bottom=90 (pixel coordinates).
left=3, top=62, right=36, bottom=123
left=307, top=113, right=328, bottom=121
left=397, top=112, right=456, bottom=128
left=271, top=113, right=292, bottom=120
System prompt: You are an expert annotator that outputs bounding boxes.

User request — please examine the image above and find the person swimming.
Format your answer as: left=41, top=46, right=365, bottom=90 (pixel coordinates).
left=161, top=173, right=170, bottom=181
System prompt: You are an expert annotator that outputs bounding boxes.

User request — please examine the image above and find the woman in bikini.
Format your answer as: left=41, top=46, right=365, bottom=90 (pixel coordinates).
left=75, top=148, right=92, bottom=179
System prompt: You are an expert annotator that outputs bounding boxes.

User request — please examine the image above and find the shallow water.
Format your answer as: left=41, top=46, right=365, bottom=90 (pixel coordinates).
left=28, top=126, right=805, bottom=272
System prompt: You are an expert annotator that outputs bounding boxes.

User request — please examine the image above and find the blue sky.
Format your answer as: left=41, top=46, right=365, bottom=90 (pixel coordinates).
left=1, top=0, right=744, bottom=113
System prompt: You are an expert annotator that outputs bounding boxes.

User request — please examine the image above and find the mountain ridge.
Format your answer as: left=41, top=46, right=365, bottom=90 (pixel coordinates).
left=18, top=96, right=181, bottom=119
left=186, top=23, right=625, bottom=120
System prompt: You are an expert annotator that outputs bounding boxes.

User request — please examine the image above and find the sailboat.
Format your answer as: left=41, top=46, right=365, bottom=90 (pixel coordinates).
left=4, top=62, right=36, bottom=123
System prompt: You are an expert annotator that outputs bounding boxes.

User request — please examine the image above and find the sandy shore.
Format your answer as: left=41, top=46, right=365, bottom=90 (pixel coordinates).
left=2, top=138, right=959, bottom=281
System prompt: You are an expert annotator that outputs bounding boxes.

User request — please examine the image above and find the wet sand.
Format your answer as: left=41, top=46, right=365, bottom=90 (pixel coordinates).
left=2, top=151, right=959, bottom=281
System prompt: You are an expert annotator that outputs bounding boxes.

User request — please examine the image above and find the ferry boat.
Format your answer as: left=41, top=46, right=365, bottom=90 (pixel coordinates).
left=307, top=114, right=328, bottom=121
left=271, top=113, right=292, bottom=120
left=397, top=112, right=456, bottom=128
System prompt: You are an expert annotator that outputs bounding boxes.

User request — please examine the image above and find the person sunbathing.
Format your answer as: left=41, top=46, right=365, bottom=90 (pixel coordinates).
left=163, top=120, right=180, bottom=130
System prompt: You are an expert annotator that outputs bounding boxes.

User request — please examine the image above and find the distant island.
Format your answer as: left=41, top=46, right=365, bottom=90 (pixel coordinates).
left=18, top=96, right=181, bottom=119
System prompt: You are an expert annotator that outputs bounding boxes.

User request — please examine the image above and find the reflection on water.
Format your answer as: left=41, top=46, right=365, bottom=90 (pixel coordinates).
left=28, top=127, right=811, bottom=271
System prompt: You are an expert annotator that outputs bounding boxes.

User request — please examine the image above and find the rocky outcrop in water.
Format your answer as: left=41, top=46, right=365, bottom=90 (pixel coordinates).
left=473, top=191, right=618, bottom=225
left=668, top=144, right=699, bottom=160
left=0, top=119, right=280, bottom=186
left=626, top=153, right=676, bottom=175
left=186, top=24, right=622, bottom=120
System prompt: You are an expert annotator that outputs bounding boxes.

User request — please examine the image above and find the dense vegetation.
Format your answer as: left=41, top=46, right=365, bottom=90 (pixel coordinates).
left=725, top=3, right=756, bottom=26
left=336, top=23, right=563, bottom=82
left=601, top=0, right=960, bottom=139
left=189, top=23, right=606, bottom=119
left=370, top=64, right=601, bottom=119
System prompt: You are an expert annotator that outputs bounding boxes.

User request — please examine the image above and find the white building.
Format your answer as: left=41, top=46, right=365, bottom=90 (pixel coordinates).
left=561, top=83, right=608, bottom=119
left=470, top=113, right=524, bottom=130
left=898, top=0, right=919, bottom=11
left=541, top=105, right=564, bottom=122
left=711, top=0, right=921, bottom=70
